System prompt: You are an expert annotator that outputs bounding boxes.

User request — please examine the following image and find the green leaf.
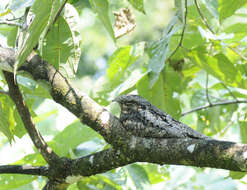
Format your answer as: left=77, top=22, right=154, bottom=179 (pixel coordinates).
left=94, top=174, right=122, bottom=190
left=14, top=153, right=46, bottom=166
left=62, top=3, right=82, bottom=76
left=141, top=164, right=169, bottom=184
left=107, top=42, right=145, bottom=82
left=137, top=67, right=182, bottom=119
left=126, top=164, right=151, bottom=190
left=0, top=175, right=37, bottom=190
left=48, top=120, right=101, bottom=156
left=16, top=0, right=52, bottom=71
left=89, top=0, right=115, bottom=41
left=162, top=67, right=182, bottom=118
left=128, top=0, right=145, bottom=13
left=204, top=0, right=219, bottom=20
left=7, top=26, right=18, bottom=47
left=33, top=109, right=58, bottom=123
left=107, top=46, right=132, bottom=81
left=0, top=101, right=14, bottom=142
left=229, top=171, right=247, bottom=180
left=218, top=0, right=247, bottom=23
left=13, top=108, right=26, bottom=138
left=41, top=3, right=81, bottom=77
left=17, top=75, right=36, bottom=90
left=190, top=50, right=243, bottom=88
left=147, top=16, right=182, bottom=87
left=92, top=42, right=145, bottom=103
left=16, top=0, right=68, bottom=74
left=137, top=73, right=166, bottom=113
left=240, top=121, right=247, bottom=144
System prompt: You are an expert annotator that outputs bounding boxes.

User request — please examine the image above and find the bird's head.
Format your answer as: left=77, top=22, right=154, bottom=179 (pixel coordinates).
left=113, top=95, right=150, bottom=112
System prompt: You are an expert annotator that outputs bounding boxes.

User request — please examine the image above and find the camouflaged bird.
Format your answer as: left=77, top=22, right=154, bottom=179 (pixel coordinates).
left=114, top=95, right=210, bottom=139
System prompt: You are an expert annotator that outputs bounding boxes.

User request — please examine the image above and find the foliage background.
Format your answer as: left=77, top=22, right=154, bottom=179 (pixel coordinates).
left=0, top=0, right=247, bottom=189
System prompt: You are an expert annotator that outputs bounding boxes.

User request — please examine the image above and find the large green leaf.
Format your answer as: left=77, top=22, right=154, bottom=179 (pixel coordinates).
left=128, top=0, right=145, bottom=13
left=48, top=120, right=102, bottom=157
left=107, top=46, right=132, bottom=81
left=89, top=0, right=115, bottom=41
left=0, top=99, right=14, bottom=142
left=147, top=16, right=182, bottom=87
left=190, top=49, right=243, bottom=88
left=137, top=67, right=182, bottom=119
left=16, top=0, right=67, bottom=74
left=137, top=74, right=166, bottom=113
left=218, top=0, right=247, bottom=23
left=0, top=175, right=37, bottom=190
left=92, top=42, right=145, bottom=104
left=14, top=153, right=46, bottom=166
left=229, top=171, right=247, bottom=180
left=240, top=121, right=247, bottom=144
left=41, top=3, right=81, bottom=77
left=141, top=164, right=169, bottom=184
left=0, top=91, right=27, bottom=140
left=125, top=164, right=151, bottom=190
left=16, top=0, right=52, bottom=70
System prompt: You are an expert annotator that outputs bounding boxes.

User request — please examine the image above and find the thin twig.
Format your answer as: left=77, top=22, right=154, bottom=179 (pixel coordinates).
left=0, top=21, right=22, bottom=27
left=205, top=73, right=212, bottom=105
left=7, top=15, right=24, bottom=21
left=181, top=99, right=247, bottom=116
left=0, top=165, right=49, bottom=176
left=194, top=0, right=215, bottom=34
left=44, top=0, right=68, bottom=37
left=218, top=120, right=234, bottom=136
left=227, top=46, right=247, bottom=62
left=168, top=0, right=188, bottom=59
left=221, top=82, right=238, bottom=100
left=0, top=90, right=9, bottom=95
left=3, top=71, right=60, bottom=165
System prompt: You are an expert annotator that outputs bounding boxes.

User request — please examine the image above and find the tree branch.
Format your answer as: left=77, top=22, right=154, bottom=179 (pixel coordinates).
left=1, top=47, right=247, bottom=184
left=205, top=73, right=212, bottom=105
left=69, top=138, right=247, bottom=179
left=19, top=52, right=127, bottom=147
left=181, top=99, right=247, bottom=116
left=168, top=0, right=188, bottom=59
left=0, top=20, right=22, bottom=27
left=221, top=82, right=238, bottom=100
left=0, top=165, right=49, bottom=176
left=0, top=89, right=9, bottom=95
left=194, top=0, right=214, bottom=34
left=3, top=71, right=60, bottom=166
left=70, top=148, right=132, bottom=177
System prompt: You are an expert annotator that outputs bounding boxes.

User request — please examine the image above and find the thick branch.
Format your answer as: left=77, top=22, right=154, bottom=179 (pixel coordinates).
left=0, top=165, right=49, bottom=176
left=124, top=137, right=247, bottom=171
left=68, top=138, right=247, bottom=178
left=3, top=71, right=60, bottom=165
left=70, top=148, right=132, bottom=176
left=1, top=47, right=247, bottom=178
left=19, top=53, right=127, bottom=146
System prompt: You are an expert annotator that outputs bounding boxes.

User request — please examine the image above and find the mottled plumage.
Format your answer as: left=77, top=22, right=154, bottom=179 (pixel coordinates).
left=114, top=95, right=210, bottom=139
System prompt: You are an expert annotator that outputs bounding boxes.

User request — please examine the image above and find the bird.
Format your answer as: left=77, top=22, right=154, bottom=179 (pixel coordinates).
left=114, top=95, right=210, bottom=139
